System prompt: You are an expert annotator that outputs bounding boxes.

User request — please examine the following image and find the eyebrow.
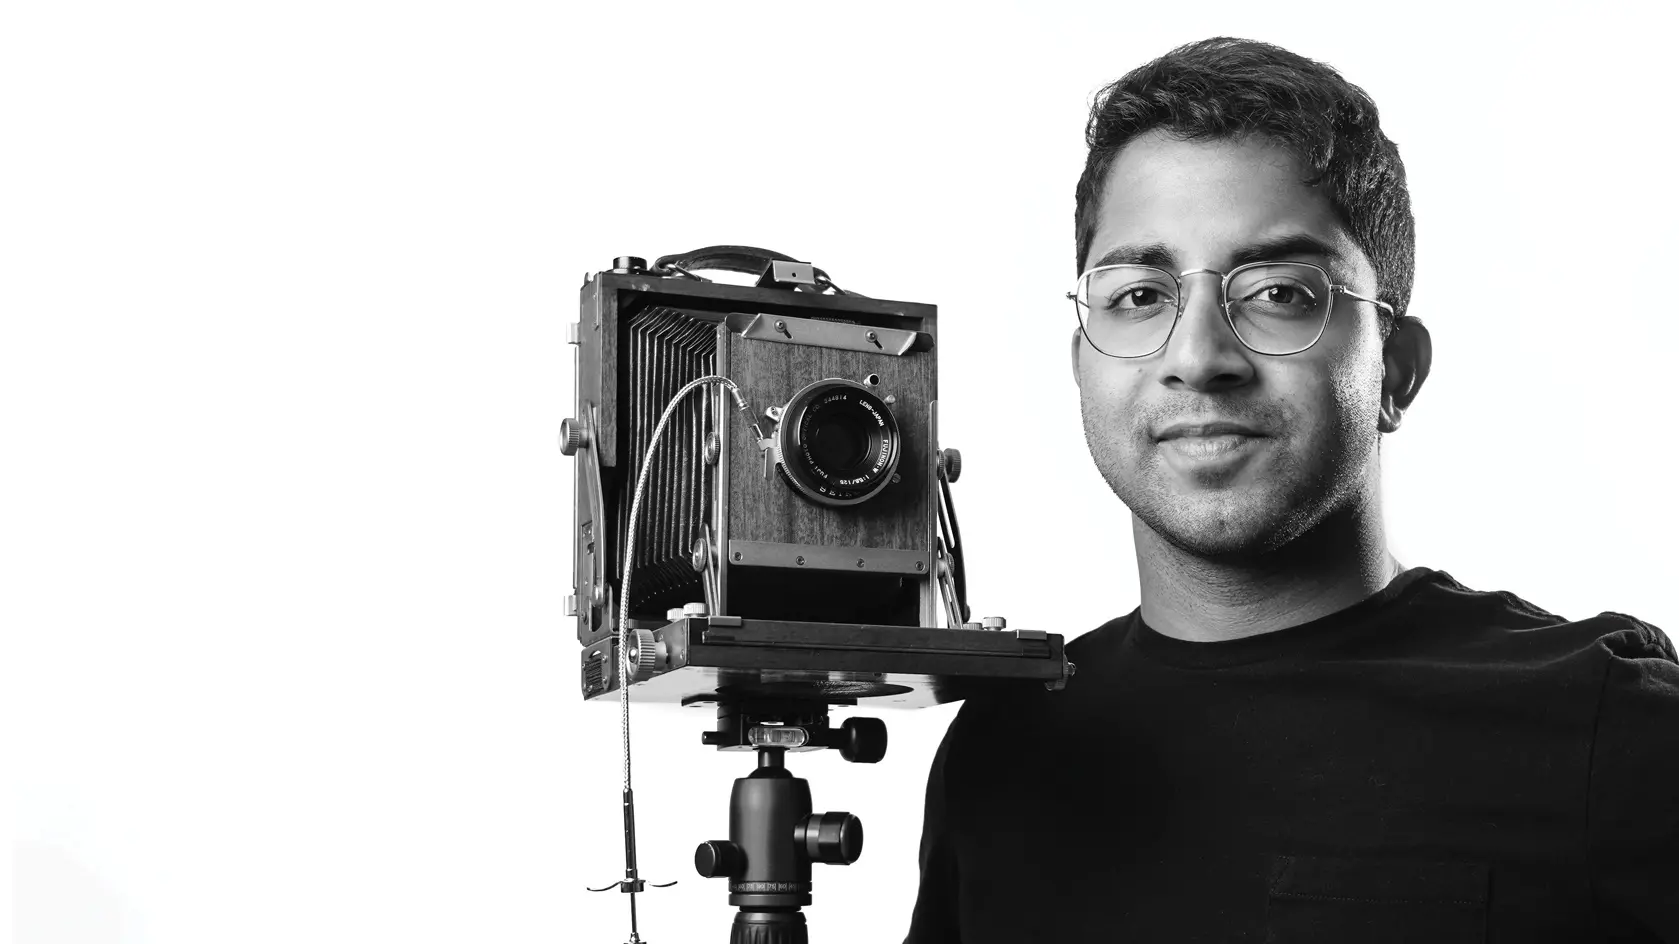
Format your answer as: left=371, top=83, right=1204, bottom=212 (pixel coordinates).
left=1087, top=233, right=1345, bottom=272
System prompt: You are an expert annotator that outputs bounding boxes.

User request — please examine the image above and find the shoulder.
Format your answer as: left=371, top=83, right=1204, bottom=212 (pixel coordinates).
left=1401, top=570, right=1672, bottom=666
left=1584, top=612, right=1679, bottom=860
left=1587, top=610, right=1679, bottom=719
left=1589, top=611, right=1678, bottom=664
left=939, top=612, right=1135, bottom=767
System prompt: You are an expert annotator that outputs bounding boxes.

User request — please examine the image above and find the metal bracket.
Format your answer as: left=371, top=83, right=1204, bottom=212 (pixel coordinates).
left=561, top=403, right=611, bottom=618
left=754, top=259, right=818, bottom=289
left=726, top=311, right=931, bottom=356
left=727, top=540, right=929, bottom=576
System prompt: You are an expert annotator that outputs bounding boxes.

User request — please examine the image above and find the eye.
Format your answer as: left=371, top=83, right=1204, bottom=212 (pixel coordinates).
left=1112, top=287, right=1168, bottom=309
left=1237, top=279, right=1319, bottom=311
left=1083, top=267, right=1178, bottom=319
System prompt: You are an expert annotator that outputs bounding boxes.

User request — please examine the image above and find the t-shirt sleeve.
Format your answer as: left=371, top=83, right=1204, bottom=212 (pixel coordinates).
left=1587, top=616, right=1679, bottom=939
left=903, top=714, right=963, bottom=944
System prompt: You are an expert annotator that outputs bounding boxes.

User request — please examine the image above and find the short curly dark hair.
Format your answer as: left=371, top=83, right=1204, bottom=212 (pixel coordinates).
left=1074, top=38, right=1414, bottom=326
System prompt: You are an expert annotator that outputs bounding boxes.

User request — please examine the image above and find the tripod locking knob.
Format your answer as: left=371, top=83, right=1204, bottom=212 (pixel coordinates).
left=693, top=839, right=744, bottom=879
left=837, top=716, right=888, bottom=764
left=796, top=812, right=863, bottom=865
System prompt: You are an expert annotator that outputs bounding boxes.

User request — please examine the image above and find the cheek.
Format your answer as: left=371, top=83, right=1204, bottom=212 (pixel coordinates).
left=1320, top=344, right=1388, bottom=437
left=1077, top=364, right=1148, bottom=449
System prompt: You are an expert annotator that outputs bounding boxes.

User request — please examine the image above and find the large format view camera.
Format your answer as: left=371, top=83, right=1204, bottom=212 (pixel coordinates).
left=562, top=246, right=1070, bottom=944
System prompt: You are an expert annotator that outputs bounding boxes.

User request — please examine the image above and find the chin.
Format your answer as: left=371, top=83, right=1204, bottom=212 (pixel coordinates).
left=1150, top=508, right=1291, bottom=558
left=1126, top=477, right=1324, bottom=560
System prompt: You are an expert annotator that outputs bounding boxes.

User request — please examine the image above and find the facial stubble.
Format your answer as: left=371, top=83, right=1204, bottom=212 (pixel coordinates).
left=1078, top=367, right=1384, bottom=562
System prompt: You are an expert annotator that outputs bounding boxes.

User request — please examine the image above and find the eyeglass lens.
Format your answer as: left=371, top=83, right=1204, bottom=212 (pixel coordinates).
left=1077, top=263, right=1331, bottom=356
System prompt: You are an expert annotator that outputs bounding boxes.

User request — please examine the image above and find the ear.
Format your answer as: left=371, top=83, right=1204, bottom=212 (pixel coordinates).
left=1378, top=315, right=1432, bottom=433
left=1070, top=327, right=1085, bottom=387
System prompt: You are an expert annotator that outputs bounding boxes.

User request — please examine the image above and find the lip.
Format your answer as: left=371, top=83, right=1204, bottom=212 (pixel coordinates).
left=1154, top=422, right=1270, bottom=481
left=1154, top=420, right=1267, bottom=441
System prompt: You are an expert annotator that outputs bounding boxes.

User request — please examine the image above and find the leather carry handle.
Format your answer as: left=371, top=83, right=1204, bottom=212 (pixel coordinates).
left=652, top=244, right=850, bottom=295
left=653, top=245, right=802, bottom=276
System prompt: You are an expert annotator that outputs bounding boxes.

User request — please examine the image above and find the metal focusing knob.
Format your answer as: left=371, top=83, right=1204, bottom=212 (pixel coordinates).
left=795, top=812, right=863, bottom=865
left=558, top=418, right=590, bottom=456
left=939, top=447, right=962, bottom=483
left=627, top=628, right=659, bottom=681
left=612, top=255, right=646, bottom=273
left=980, top=616, right=1007, bottom=631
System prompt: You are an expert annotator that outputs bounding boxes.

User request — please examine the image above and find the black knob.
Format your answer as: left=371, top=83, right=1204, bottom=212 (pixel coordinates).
left=612, top=256, right=646, bottom=273
left=940, top=448, right=962, bottom=482
left=838, top=716, right=887, bottom=764
left=694, top=839, right=742, bottom=878
left=796, top=812, right=863, bottom=865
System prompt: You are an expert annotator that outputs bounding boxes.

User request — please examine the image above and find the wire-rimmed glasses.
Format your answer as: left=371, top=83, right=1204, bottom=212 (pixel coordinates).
left=1068, top=261, right=1394, bottom=358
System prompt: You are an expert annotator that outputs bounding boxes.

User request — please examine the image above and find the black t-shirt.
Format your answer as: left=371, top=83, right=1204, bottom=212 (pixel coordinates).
left=904, top=568, right=1679, bottom=943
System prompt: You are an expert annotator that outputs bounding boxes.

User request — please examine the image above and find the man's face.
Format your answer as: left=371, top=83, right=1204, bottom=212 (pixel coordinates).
left=1073, top=132, right=1390, bottom=558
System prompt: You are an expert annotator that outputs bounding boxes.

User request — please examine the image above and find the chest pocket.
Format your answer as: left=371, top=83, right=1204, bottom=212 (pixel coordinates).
left=1265, top=854, right=1489, bottom=944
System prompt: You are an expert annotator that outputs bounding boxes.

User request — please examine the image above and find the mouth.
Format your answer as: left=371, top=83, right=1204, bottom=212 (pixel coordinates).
left=1160, top=433, right=1263, bottom=461
left=1155, top=421, right=1267, bottom=441
left=1153, top=422, right=1270, bottom=480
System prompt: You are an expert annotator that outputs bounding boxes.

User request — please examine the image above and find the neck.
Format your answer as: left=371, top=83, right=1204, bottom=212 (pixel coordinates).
left=1134, top=476, right=1401, bottom=643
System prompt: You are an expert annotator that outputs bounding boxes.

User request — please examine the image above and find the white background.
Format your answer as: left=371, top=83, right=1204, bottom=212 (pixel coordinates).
left=10, top=2, right=1677, bottom=942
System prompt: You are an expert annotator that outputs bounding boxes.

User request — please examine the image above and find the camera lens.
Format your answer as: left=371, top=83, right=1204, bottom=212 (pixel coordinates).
left=809, top=414, right=868, bottom=470
left=776, top=379, right=902, bottom=507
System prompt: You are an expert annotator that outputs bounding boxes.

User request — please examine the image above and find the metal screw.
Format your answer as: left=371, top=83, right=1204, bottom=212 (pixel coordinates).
left=733, top=551, right=743, bottom=562
left=856, top=558, right=865, bottom=568
left=775, top=320, right=790, bottom=337
left=796, top=556, right=806, bottom=566
left=866, top=330, right=880, bottom=348
left=914, top=561, right=925, bottom=572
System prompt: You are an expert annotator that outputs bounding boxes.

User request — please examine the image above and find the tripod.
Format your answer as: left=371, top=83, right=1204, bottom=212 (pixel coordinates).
left=691, top=699, right=887, bottom=944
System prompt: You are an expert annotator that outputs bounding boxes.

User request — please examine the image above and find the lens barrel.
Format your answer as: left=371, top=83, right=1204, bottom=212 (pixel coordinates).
left=775, top=379, right=901, bottom=507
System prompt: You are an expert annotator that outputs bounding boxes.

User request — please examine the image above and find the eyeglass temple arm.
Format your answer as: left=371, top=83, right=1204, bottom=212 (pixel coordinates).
left=1332, top=285, right=1394, bottom=315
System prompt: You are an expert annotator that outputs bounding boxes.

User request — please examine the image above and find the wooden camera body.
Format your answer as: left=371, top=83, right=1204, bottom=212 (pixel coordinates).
left=566, top=252, right=947, bottom=645
left=564, top=249, right=1066, bottom=707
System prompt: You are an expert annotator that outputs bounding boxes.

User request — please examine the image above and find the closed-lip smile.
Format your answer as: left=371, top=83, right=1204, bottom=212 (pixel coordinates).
left=1155, top=421, right=1266, bottom=441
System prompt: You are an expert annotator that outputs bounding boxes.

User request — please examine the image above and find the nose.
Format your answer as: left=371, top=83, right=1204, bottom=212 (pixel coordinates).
left=1157, top=270, right=1256, bottom=392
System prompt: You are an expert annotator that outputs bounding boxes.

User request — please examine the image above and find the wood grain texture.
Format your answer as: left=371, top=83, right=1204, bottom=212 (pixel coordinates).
left=725, top=332, right=936, bottom=552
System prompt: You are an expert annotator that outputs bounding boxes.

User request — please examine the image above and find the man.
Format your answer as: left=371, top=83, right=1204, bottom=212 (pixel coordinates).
left=904, top=38, right=1678, bottom=942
